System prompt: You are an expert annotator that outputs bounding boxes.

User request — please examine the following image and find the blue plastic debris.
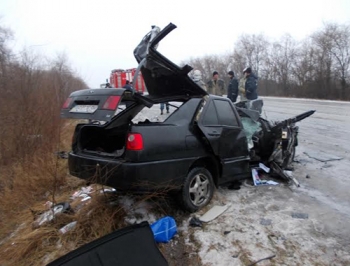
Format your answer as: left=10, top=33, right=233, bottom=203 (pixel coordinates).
left=150, top=216, right=177, bottom=243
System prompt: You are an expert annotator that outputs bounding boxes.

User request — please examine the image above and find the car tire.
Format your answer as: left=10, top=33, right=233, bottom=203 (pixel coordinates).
left=180, top=167, right=215, bottom=213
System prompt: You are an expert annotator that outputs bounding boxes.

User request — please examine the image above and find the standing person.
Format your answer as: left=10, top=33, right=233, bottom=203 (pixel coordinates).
left=227, top=70, right=238, bottom=102
left=123, top=80, right=134, bottom=108
left=123, top=80, right=133, bottom=92
left=238, top=70, right=247, bottom=101
left=207, top=71, right=225, bottom=96
left=160, top=103, right=169, bottom=115
left=191, top=70, right=207, bottom=91
left=243, top=67, right=258, bottom=100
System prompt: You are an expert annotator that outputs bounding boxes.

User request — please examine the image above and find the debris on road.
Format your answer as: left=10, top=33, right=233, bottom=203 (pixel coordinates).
left=80, top=194, right=91, bottom=202
left=33, top=202, right=72, bottom=228
left=59, top=221, right=77, bottom=234
left=70, top=186, right=94, bottom=200
left=252, top=168, right=279, bottom=186
left=291, top=212, right=309, bottom=219
left=259, top=163, right=270, bottom=173
left=306, top=174, right=311, bottom=179
left=100, top=188, right=117, bottom=194
left=150, top=216, right=177, bottom=243
left=189, top=217, right=203, bottom=227
left=199, top=205, right=229, bottom=222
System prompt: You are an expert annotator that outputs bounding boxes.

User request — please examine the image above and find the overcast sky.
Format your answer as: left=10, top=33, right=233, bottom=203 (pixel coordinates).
left=1, top=0, right=350, bottom=88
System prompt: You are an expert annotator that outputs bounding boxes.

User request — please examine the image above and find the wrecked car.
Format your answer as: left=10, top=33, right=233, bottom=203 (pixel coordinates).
left=61, top=23, right=315, bottom=212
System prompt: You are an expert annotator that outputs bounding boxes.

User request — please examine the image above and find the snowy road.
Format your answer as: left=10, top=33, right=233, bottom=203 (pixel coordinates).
left=262, top=97, right=350, bottom=234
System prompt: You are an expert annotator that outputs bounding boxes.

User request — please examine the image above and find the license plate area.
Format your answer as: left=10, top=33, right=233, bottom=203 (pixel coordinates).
left=69, top=105, right=98, bottom=113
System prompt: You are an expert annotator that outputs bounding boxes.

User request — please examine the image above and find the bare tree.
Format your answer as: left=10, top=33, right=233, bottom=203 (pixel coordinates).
left=267, top=34, right=298, bottom=91
left=186, top=53, right=232, bottom=84
left=233, top=34, right=270, bottom=78
left=312, top=23, right=350, bottom=99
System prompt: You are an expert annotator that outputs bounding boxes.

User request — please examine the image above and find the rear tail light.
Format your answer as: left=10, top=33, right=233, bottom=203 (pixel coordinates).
left=102, top=96, right=121, bottom=110
left=126, top=133, right=143, bottom=150
left=62, top=97, right=72, bottom=109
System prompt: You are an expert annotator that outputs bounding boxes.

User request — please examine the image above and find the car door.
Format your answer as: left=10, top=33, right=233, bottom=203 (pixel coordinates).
left=198, top=98, right=250, bottom=182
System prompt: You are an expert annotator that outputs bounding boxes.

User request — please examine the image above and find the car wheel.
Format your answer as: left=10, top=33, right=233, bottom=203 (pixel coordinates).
left=181, top=167, right=214, bottom=212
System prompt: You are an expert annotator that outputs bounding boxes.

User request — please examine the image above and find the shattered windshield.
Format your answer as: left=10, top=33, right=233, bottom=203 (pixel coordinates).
left=241, top=117, right=262, bottom=149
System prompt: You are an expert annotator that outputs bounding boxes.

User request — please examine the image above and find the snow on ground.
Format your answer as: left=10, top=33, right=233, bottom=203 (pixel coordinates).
left=173, top=97, right=350, bottom=265
left=134, top=97, right=350, bottom=265
left=42, top=97, right=350, bottom=265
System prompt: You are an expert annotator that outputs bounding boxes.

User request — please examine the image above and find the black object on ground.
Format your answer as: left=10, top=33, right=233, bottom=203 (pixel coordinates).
left=224, top=231, right=231, bottom=235
left=189, top=217, right=203, bottom=227
left=47, top=221, right=168, bottom=266
left=248, top=254, right=276, bottom=266
left=227, top=181, right=242, bottom=190
left=306, top=174, right=311, bottom=179
left=291, top=212, right=309, bottom=219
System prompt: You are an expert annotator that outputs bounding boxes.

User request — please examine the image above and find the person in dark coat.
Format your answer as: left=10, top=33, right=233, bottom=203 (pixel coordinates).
left=123, top=80, right=133, bottom=91
left=160, top=103, right=169, bottom=115
left=227, top=70, right=238, bottom=102
left=243, top=67, right=258, bottom=100
left=123, top=80, right=134, bottom=108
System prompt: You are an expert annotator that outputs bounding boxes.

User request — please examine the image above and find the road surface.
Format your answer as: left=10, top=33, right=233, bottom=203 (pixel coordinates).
left=169, top=97, right=350, bottom=266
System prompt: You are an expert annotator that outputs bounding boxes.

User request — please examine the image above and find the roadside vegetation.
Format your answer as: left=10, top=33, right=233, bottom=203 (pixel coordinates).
left=0, top=23, right=92, bottom=265
left=185, top=22, right=350, bottom=101
left=0, top=22, right=179, bottom=265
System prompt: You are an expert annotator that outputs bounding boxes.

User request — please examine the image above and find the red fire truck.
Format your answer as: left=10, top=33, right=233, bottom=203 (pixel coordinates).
left=109, top=68, right=147, bottom=93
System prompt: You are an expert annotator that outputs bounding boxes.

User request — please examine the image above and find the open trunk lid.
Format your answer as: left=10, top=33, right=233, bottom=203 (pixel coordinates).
left=133, top=23, right=208, bottom=101
left=61, top=88, right=130, bottom=121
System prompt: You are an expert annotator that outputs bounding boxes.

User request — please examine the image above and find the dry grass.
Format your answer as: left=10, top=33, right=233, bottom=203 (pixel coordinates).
left=0, top=142, right=176, bottom=266
left=0, top=178, right=178, bottom=266
left=0, top=35, right=186, bottom=264
left=0, top=95, right=180, bottom=265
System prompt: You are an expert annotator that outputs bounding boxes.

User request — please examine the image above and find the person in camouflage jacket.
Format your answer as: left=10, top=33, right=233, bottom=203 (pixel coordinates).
left=207, top=71, right=225, bottom=96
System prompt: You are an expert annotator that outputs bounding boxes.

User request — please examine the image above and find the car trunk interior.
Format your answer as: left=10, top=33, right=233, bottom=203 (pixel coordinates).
left=78, top=124, right=129, bottom=157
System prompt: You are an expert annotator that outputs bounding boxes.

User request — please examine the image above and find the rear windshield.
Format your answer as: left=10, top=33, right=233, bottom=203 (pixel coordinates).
left=132, top=101, right=185, bottom=124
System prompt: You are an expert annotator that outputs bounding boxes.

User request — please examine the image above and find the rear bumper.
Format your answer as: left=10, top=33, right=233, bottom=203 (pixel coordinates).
left=68, top=152, right=196, bottom=192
